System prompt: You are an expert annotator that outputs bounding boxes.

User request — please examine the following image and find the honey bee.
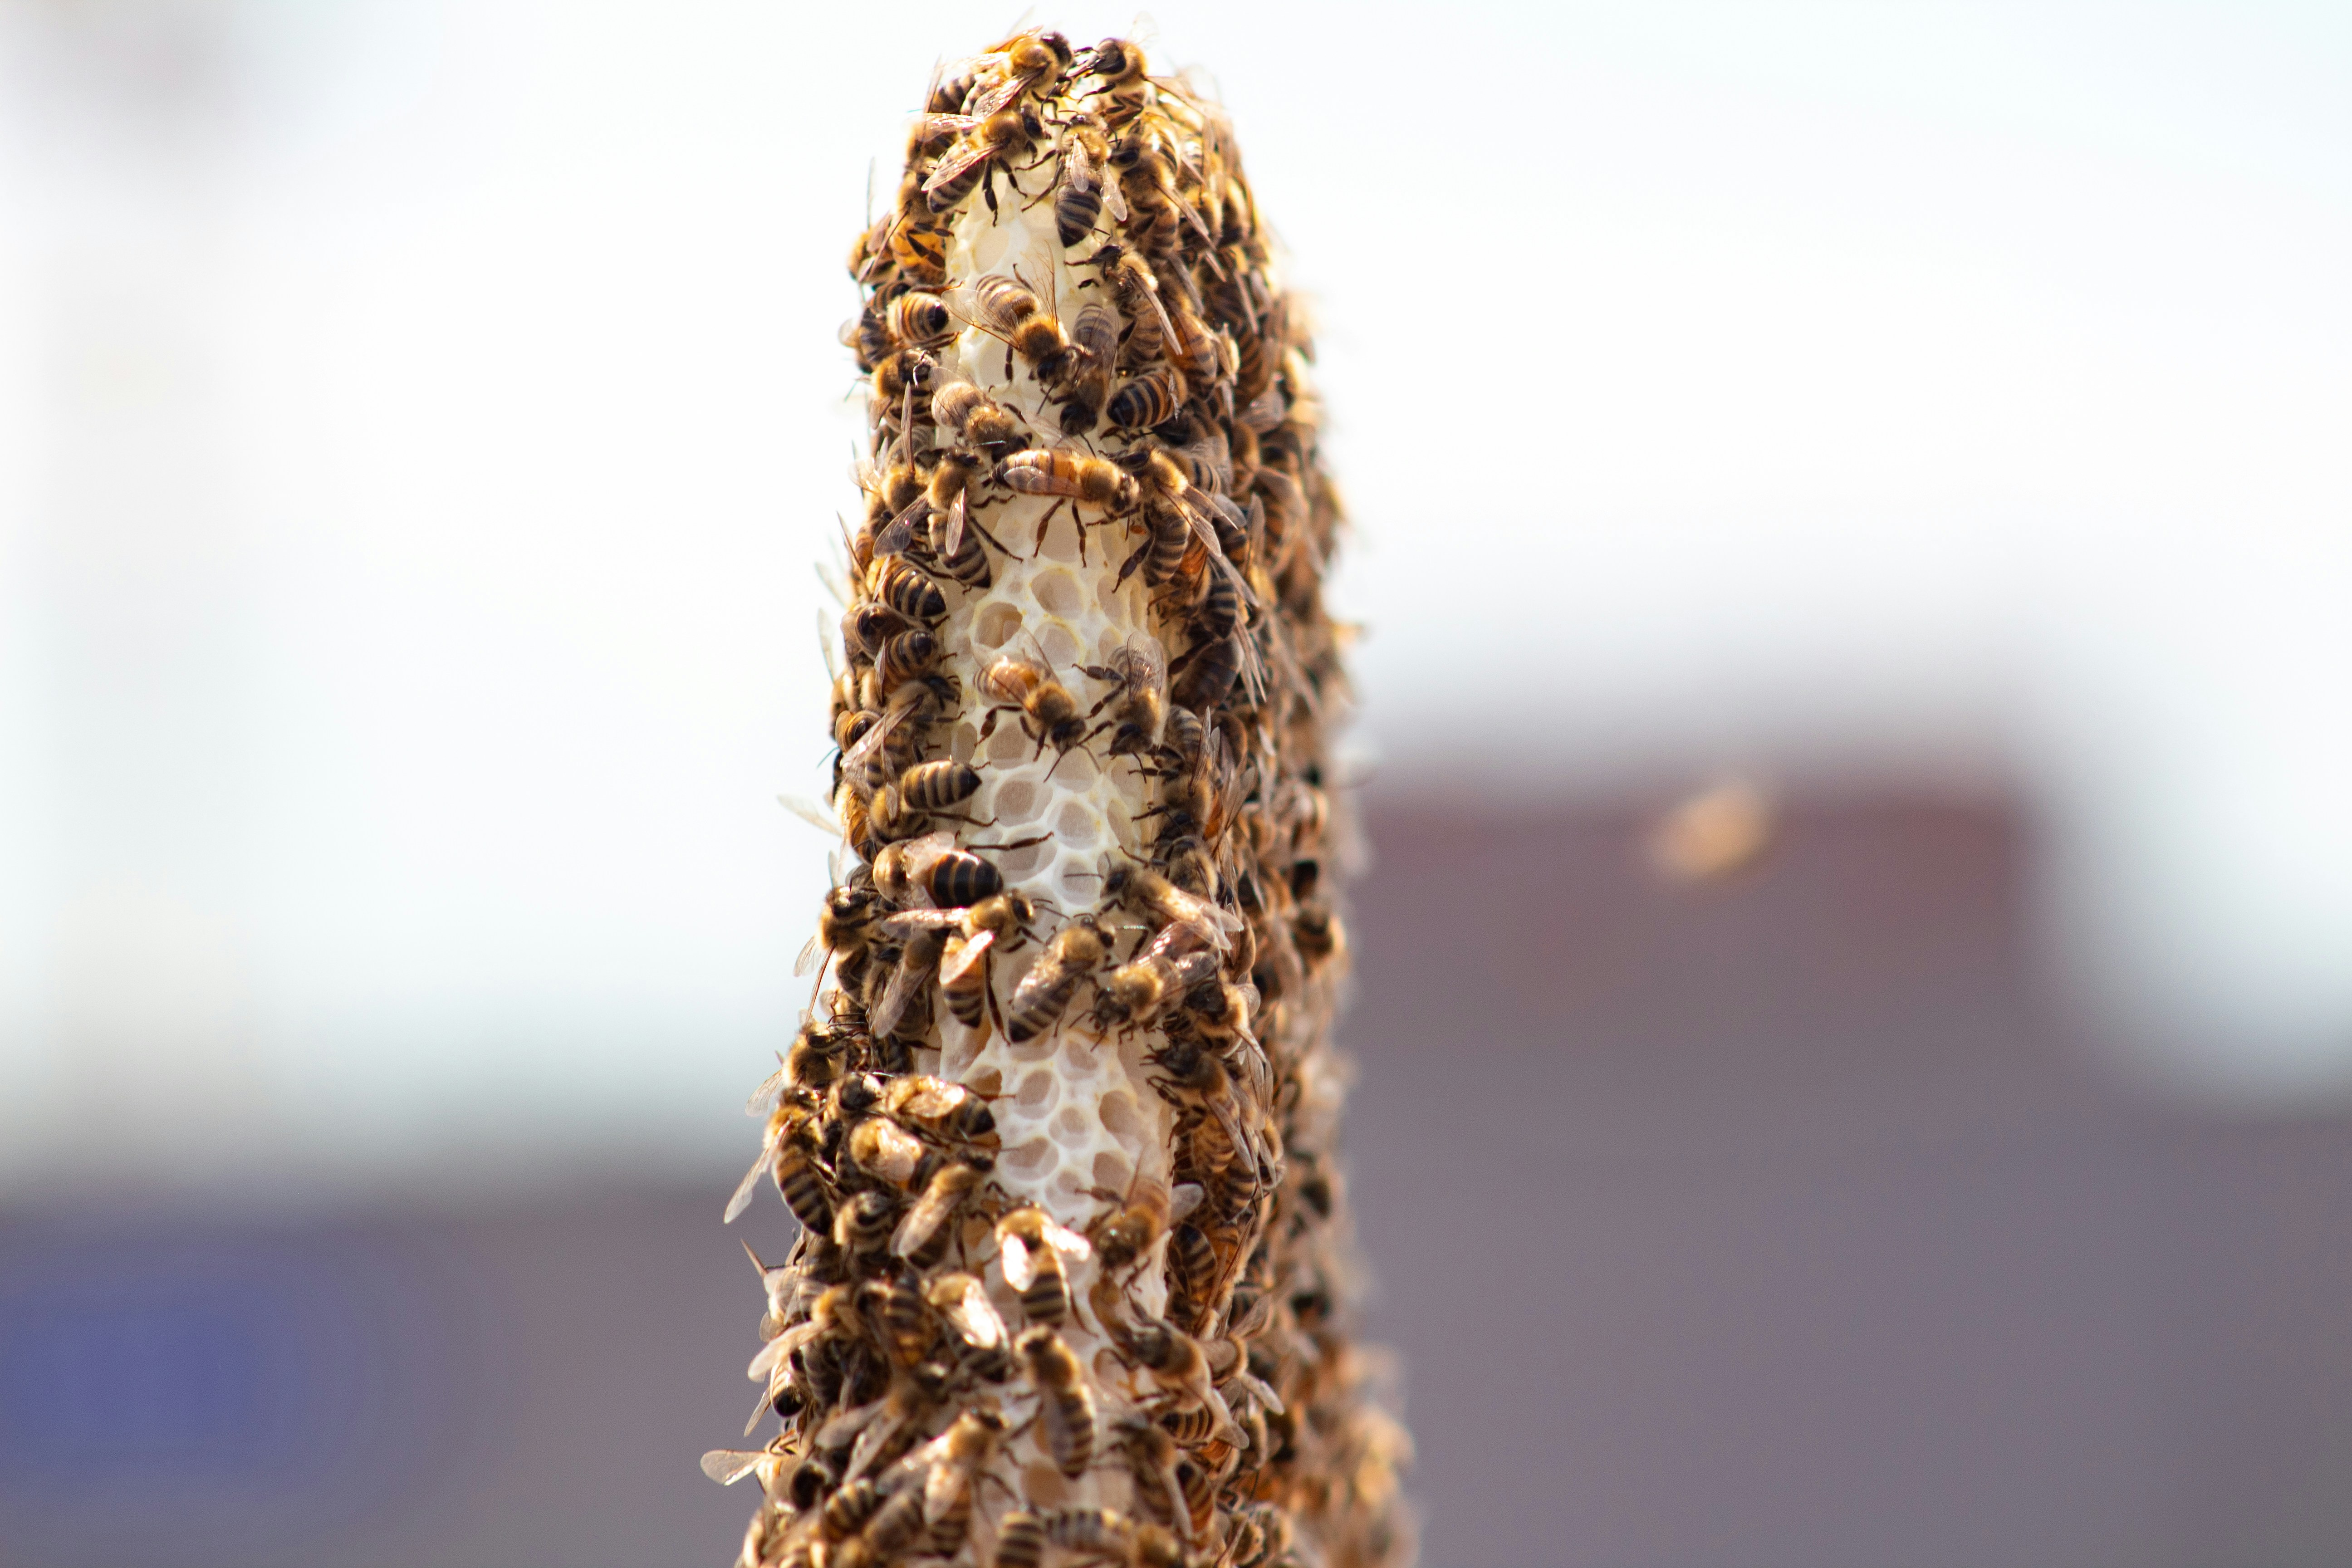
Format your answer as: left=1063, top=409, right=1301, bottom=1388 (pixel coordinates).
left=1078, top=36, right=1150, bottom=115
left=1094, top=945, right=1220, bottom=1032
left=1107, top=1313, right=1244, bottom=1446
left=964, top=30, right=1073, bottom=119
left=993, top=1509, right=1047, bottom=1568
left=795, top=883, right=882, bottom=977
left=847, top=1113, right=931, bottom=1191
left=869, top=627, right=938, bottom=697
left=1112, top=1415, right=1190, bottom=1537
left=868, top=921, right=946, bottom=1039
left=884, top=1409, right=1006, bottom=1558
left=932, top=380, right=1031, bottom=459
left=868, top=555, right=947, bottom=622
left=884, top=215, right=950, bottom=286
left=868, top=346, right=941, bottom=407
left=995, top=450, right=1140, bottom=558
left=921, top=107, right=1044, bottom=215
left=1109, top=123, right=1184, bottom=254
left=1004, top=916, right=1107, bottom=1041
left=882, top=1073, right=997, bottom=1145
left=1053, top=122, right=1127, bottom=249
left=926, top=1270, right=1009, bottom=1352
left=886, top=289, right=956, bottom=349
left=1053, top=303, right=1119, bottom=434
left=975, top=647, right=1088, bottom=755
left=1151, top=1036, right=1267, bottom=1186
left=1102, top=861, right=1245, bottom=953
left=726, top=1099, right=830, bottom=1226
left=1107, top=364, right=1186, bottom=431
left=834, top=1186, right=898, bottom=1261
left=894, top=759, right=983, bottom=815
left=889, top=1154, right=990, bottom=1265
left=1087, top=1172, right=1172, bottom=1277
left=967, top=272, right=1070, bottom=373
left=1081, top=629, right=1168, bottom=754
left=1083, top=242, right=1175, bottom=364
left=871, top=830, right=1007, bottom=909
left=881, top=888, right=1037, bottom=1030
left=1014, top=1326, right=1096, bottom=1477
left=1037, top=1509, right=1152, bottom=1566
left=995, top=1205, right=1093, bottom=1324
left=1169, top=630, right=1243, bottom=712
left=697, top=1440, right=789, bottom=1489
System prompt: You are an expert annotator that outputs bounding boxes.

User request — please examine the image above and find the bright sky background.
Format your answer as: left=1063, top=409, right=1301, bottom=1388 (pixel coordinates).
left=2, top=0, right=2348, bottom=1195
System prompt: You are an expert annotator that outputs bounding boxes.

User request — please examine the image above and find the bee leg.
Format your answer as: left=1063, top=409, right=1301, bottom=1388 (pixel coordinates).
left=966, top=514, right=1015, bottom=559
left=976, top=707, right=1003, bottom=745
left=1033, top=499, right=1067, bottom=554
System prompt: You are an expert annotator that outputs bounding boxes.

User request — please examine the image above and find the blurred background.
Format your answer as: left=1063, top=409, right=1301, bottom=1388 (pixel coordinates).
left=3, top=1, right=2349, bottom=1564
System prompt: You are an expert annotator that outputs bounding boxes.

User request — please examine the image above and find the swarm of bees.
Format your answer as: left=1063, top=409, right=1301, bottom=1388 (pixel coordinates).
left=714, top=31, right=1412, bottom=1568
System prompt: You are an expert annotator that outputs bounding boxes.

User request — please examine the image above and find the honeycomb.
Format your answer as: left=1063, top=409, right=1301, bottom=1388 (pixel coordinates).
left=714, top=30, right=1411, bottom=1568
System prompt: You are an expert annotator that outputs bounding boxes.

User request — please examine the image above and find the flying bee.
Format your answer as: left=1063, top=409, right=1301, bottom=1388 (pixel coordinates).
left=965, top=271, right=1073, bottom=382
left=1004, top=916, right=1106, bottom=1041
left=1081, top=629, right=1168, bottom=754
left=975, top=647, right=1088, bottom=756
left=886, top=289, right=956, bottom=349
left=1106, top=364, right=1186, bottom=431
left=1102, top=862, right=1245, bottom=953
left=1014, top=1326, right=1096, bottom=1477
left=921, top=107, right=1044, bottom=215
left=1052, top=303, right=1119, bottom=435
left=1052, top=122, right=1126, bottom=248
left=889, top=1154, right=990, bottom=1265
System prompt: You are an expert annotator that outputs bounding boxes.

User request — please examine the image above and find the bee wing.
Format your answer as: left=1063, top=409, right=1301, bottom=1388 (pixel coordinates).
left=940, top=490, right=967, bottom=559
left=1061, top=132, right=1099, bottom=192
left=840, top=699, right=913, bottom=780
left=818, top=605, right=840, bottom=684
left=792, top=931, right=827, bottom=979
left=870, top=944, right=933, bottom=1040
left=873, top=493, right=931, bottom=558
left=723, top=1120, right=789, bottom=1223
left=1125, top=629, right=1168, bottom=697
left=745, top=1064, right=786, bottom=1117
left=913, top=111, right=979, bottom=141
left=899, top=829, right=958, bottom=876
left=998, top=1230, right=1039, bottom=1290
left=818, top=1395, right=890, bottom=1450
left=1041, top=1217, right=1096, bottom=1261
left=938, top=926, right=994, bottom=985
left=889, top=1189, right=951, bottom=1260
left=1225, top=1367, right=1285, bottom=1416
left=881, top=908, right=968, bottom=939
left=700, top=1448, right=769, bottom=1486
left=845, top=1403, right=916, bottom=1481
left=921, top=135, right=1000, bottom=197
left=965, top=66, right=1039, bottom=120
left=748, top=1314, right=828, bottom=1379
left=778, top=793, right=842, bottom=836
left=1169, top=1181, right=1206, bottom=1221
left=936, top=1275, right=1009, bottom=1348
left=1157, top=877, right=1245, bottom=943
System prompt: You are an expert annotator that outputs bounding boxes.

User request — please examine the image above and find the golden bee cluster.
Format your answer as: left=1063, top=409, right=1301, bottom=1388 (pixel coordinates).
left=708, top=31, right=1411, bottom=1568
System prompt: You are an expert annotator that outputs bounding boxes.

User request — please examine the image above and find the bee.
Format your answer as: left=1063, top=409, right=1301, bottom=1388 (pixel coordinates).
left=995, top=1205, right=1093, bottom=1324
left=1107, top=364, right=1186, bottom=431
left=964, top=30, right=1073, bottom=119
left=1109, top=124, right=1185, bottom=254
left=842, top=299, right=894, bottom=370
left=1004, top=916, right=1107, bottom=1041
left=975, top=647, right=1088, bottom=755
left=872, top=831, right=1007, bottom=909
left=726, top=1098, right=830, bottom=1227
left=796, top=884, right=883, bottom=977
left=1078, top=36, right=1150, bottom=117
left=886, top=289, right=956, bottom=349
left=882, top=888, right=1037, bottom=1029
left=1087, top=1172, right=1173, bottom=1278
left=847, top=1114, right=930, bottom=1190
left=1183, top=978, right=1255, bottom=1048
left=885, top=1409, right=1007, bottom=1558
left=994, top=1509, right=1046, bottom=1568
left=858, top=1487, right=929, bottom=1558
left=1151, top=1036, right=1267, bottom=1187
left=967, top=271, right=1068, bottom=373
left=1169, top=630, right=1243, bottom=712
left=869, top=627, right=938, bottom=697
left=1053, top=122, right=1126, bottom=249
left=995, top=449, right=1140, bottom=554
left=1083, top=243, right=1175, bottom=366
left=1081, top=629, right=1168, bottom=754
left=819, top=1477, right=888, bottom=1542
left=1109, top=1315, right=1243, bottom=1446
left=868, top=346, right=941, bottom=407
left=892, top=759, right=981, bottom=814
left=1162, top=291, right=1224, bottom=383
left=921, top=108, right=1044, bottom=215
left=925, top=1270, right=1009, bottom=1352
left=868, top=921, right=947, bottom=1039
left=858, top=1275, right=933, bottom=1367
left=1095, top=946, right=1220, bottom=1032
left=1053, top=303, right=1119, bottom=435
left=1014, top=1326, right=1096, bottom=1477
left=1112, top=1415, right=1190, bottom=1537
left=889, top=1154, right=990, bottom=1265
left=932, top=379, right=1031, bottom=459
left=882, top=1073, right=998, bottom=1145
left=834, top=1186, right=898, bottom=1261
left=886, top=216, right=950, bottom=285
left=868, top=555, right=947, bottom=622
left=1102, top=862, right=1245, bottom=953
left=841, top=599, right=907, bottom=658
